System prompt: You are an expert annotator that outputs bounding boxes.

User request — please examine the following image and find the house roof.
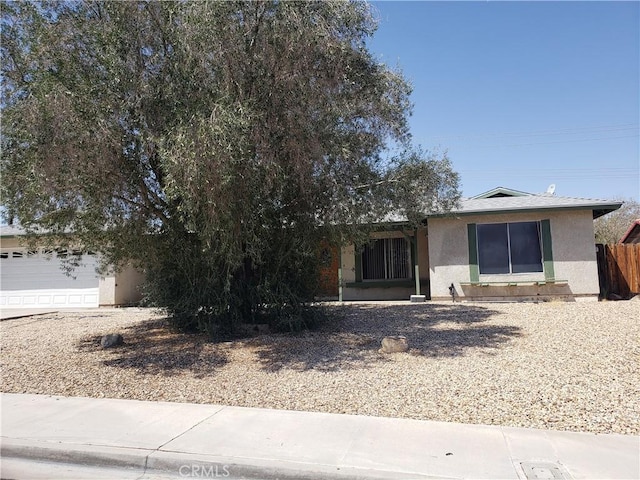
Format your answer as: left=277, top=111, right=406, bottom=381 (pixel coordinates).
left=428, top=187, right=622, bottom=220
left=0, top=225, right=27, bottom=238
left=0, top=187, right=623, bottom=234
left=619, top=219, right=640, bottom=244
left=470, top=186, right=531, bottom=199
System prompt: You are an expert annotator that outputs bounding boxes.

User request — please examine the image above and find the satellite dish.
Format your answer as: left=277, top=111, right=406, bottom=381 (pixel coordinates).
left=546, top=184, right=556, bottom=195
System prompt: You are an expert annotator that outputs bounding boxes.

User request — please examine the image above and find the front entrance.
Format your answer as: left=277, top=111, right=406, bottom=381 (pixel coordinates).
left=317, top=244, right=339, bottom=298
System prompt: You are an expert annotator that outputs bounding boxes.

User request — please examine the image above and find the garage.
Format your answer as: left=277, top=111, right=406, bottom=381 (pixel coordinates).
left=0, top=248, right=100, bottom=309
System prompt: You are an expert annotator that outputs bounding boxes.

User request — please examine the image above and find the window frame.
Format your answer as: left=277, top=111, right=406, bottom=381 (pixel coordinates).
left=358, top=236, right=413, bottom=282
left=476, top=221, right=544, bottom=275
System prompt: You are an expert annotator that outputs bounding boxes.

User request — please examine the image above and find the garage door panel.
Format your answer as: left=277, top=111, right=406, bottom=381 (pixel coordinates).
left=0, top=250, right=99, bottom=308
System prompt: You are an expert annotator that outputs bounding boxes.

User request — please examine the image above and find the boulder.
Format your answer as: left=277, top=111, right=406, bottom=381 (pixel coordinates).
left=379, top=336, right=409, bottom=354
left=239, top=323, right=271, bottom=336
left=100, top=333, right=124, bottom=349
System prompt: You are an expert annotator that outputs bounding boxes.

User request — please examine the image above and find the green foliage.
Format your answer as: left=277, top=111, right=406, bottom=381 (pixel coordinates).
left=1, top=1, right=460, bottom=335
left=594, top=198, right=640, bottom=244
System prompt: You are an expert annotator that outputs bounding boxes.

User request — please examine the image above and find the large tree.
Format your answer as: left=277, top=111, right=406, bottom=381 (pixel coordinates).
left=1, top=1, right=459, bottom=334
left=594, top=198, right=640, bottom=244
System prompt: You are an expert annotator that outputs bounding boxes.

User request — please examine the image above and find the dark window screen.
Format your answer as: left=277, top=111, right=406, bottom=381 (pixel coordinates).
left=509, top=222, right=543, bottom=273
left=477, top=223, right=509, bottom=274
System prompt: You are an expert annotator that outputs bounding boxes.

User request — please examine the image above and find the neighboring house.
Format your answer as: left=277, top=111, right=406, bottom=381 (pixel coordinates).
left=339, top=187, right=621, bottom=302
left=0, top=225, right=143, bottom=309
left=619, top=219, right=640, bottom=244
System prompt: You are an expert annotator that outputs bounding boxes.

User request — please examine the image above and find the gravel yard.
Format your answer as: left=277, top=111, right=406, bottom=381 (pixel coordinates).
left=1, top=301, right=639, bottom=435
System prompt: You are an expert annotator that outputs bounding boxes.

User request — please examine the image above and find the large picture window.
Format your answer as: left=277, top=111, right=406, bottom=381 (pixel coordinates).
left=477, top=221, right=543, bottom=274
left=361, top=237, right=410, bottom=280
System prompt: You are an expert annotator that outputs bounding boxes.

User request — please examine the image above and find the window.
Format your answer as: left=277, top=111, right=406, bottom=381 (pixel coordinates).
left=477, top=221, right=543, bottom=274
left=361, top=237, right=410, bottom=280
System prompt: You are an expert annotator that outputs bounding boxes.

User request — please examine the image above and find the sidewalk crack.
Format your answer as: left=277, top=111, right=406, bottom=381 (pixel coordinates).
left=137, top=405, right=226, bottom=479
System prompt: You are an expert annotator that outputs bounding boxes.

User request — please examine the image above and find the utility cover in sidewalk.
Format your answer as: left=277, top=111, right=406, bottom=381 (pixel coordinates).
left=520, top=462, right=572, bottom=480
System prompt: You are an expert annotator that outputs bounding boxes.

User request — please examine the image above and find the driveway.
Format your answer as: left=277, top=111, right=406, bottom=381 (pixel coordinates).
left=1, top=308, right=59, bottom=320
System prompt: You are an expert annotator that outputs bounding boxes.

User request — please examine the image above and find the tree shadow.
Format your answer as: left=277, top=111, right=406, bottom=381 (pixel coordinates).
left=76, top=318, right=228, bottom=377
left=250, top=303, right=521, bottom=372
left=74, top=303, right=520, bottom=376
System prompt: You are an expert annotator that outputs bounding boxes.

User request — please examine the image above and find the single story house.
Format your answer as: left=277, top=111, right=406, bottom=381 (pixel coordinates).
left=0, top=186, right=622, bottom=308
left=338, top=187, right=621, bottom=302
left=0, top=225, right=143, bottom=309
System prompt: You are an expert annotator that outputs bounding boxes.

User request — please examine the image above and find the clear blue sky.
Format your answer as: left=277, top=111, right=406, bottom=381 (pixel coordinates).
left=368, top=1, right=639, bottom=201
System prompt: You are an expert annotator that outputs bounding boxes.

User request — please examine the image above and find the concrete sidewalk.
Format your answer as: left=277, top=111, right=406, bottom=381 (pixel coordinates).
left=1, top=394, right=638, bottom=480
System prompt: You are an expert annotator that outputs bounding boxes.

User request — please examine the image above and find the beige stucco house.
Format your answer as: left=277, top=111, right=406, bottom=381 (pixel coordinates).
left=0, top=186, right=622, bottom=308
left=339, top=187, right=621, bottom=302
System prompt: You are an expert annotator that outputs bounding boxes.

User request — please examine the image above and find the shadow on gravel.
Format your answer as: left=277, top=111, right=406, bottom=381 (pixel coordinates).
left=77, top=318, right=228, bottom=377
left=75, top=303, right=520, bottom=376
left=251, top=303, right=521, bottom=372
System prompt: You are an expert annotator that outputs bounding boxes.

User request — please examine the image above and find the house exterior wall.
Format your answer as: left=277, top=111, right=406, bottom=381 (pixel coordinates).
left=340, top=227, right=429, bottom=301
left=427, top=209, right=599, bottom=301
left=0, top=237, right=21, bottom=249
left=98, top=266, right=145, bottom=306
left=114, top=266, right=145, bottom=305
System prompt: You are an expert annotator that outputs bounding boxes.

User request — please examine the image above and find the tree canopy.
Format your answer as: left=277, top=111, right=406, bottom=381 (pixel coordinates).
left=594, top=198, right=640, bottom=244
left=1, top=1, right=460, bottom=334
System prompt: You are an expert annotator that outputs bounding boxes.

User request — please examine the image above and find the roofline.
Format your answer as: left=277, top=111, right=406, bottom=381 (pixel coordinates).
left=425, top=202, right=623, bottom=219
left=0, top=227, right=71, bottom=238
left=471, top=187, right=531, bottom=199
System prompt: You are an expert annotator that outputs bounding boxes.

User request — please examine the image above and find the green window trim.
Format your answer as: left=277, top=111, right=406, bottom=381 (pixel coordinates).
left=467, top=223, right=479, bottom=282
left=540, top=219, right=555, bottom=281
left=468, top=220, right=555, bottom=282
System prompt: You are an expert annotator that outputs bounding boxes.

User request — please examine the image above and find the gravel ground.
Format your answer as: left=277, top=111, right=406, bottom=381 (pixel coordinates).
left=1, top=301, right=639, bottom=435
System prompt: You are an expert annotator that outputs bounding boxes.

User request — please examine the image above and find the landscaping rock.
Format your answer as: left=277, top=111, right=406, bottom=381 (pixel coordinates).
left=240, top=323, right=271, bottom=336
left=100, top=333, right=124, bottom=349
left=379, top=335, right=409, bottom=354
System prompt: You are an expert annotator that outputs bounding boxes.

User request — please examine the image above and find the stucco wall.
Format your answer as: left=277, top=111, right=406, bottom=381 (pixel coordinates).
left=99, top=266, right=145, bottom=306
left=340, top=228, right=429, bottom=301
left=0, top=237, right=21, bottom=249
left=114, top=266, right=145, bottom=305
left=427, top=210, right=599, bottom=300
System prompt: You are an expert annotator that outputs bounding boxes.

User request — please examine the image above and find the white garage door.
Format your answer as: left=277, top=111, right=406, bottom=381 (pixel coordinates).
left=0, top=249, right=99, bottom=308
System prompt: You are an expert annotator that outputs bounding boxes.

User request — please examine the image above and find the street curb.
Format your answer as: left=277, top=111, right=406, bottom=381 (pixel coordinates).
left=0, top=438, right=150, bottom=471
left=0, top=438, right=449, bottom=480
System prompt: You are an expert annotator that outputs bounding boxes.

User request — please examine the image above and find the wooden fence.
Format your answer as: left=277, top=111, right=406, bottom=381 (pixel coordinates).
left=596, top=243, right=640, bottom=298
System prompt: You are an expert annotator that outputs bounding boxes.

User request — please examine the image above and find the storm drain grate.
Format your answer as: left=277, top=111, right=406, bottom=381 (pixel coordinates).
left=519, top=462, right=573, bottom=480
